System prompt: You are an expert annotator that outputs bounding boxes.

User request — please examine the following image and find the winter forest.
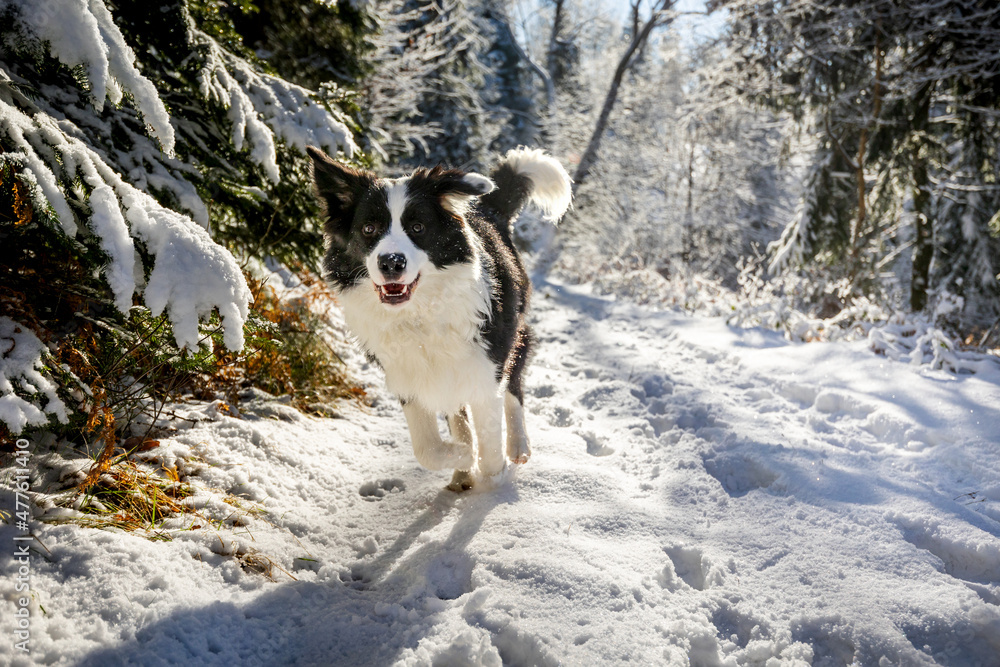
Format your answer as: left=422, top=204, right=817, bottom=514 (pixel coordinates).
left=2, top=0, right=1000, bottom=665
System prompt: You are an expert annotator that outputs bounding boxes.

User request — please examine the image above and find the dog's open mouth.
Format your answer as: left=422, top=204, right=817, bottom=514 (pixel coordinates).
left=376, top=275, right=419, bottom=305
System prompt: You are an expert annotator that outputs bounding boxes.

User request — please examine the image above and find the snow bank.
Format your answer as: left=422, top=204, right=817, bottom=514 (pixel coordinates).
left=5, top=279, right=1000, bottom=665
left=556, top=254, right=999, bottom=377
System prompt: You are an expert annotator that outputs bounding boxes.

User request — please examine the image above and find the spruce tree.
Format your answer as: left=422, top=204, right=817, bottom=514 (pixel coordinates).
left=0, top=0, right=362, bottom=441
left=721, top=0, right=1000, bottom=327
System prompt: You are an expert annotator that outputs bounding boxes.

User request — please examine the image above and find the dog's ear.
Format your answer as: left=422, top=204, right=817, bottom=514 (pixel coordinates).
left=307, top=146, right=375, bottom=233
left=410, top=166, right=496, bottom=218
left=432, top=170, right=496, bottom=199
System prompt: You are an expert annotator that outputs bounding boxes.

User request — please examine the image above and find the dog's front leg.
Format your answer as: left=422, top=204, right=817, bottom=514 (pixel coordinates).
left=446, top=409, right=476, bottom=492
left=403, top=401, right=474, bottom=471
left=470, top=397, right=505, bottom=477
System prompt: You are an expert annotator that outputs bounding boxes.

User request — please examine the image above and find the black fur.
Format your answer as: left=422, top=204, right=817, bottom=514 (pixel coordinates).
left=308, top=146, right=387, bottom=290
left=401, top=166, right=478, bottom=269
left=466, top=205, right=533, bottom=390
left=479, top=162, right=534, bottom=239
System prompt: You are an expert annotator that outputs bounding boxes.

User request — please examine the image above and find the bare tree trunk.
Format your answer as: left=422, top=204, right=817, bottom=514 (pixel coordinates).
left=683, top=135, right=695, bottom=262
left=496, top=12, right=557, bottom=147
left=910, top=87, right=933, bottom=312
left=547, top=0, right=566, bottom=79
left=572, top=0, right=674, bottom=190
left=849, top=28, right=883, bottom=272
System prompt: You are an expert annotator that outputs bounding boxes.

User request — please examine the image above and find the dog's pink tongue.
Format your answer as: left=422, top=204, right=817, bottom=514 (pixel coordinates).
left=383, top=283, right=406, bottom=295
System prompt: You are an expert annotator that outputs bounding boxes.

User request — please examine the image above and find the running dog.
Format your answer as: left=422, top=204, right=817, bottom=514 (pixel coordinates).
left=307, top=146, right=571, bottom=489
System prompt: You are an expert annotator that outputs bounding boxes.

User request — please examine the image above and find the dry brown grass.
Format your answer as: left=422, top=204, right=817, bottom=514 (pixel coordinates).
left=67, top=460, right=196, bottom=533
left=234, top=266, right=367, bottom=412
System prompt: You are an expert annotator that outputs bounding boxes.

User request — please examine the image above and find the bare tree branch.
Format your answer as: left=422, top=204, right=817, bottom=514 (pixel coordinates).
left=573, top=0, right=676, bottom=189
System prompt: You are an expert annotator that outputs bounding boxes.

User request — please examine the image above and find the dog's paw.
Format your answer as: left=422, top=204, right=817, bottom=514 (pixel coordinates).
left=446, top=469, right=475, bottom=493
left=507, top=436, right=531, bottom=465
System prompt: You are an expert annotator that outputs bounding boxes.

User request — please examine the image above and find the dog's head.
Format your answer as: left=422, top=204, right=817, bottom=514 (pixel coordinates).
left=307, top=146, right=495, bottom=308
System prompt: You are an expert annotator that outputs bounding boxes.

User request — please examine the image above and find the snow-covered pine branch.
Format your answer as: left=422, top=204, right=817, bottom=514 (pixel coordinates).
left=191, top=23, right=358, bottom=181
left=0, top=317, right=69, bottom=434
left=8, top=0, right=176, bottom=154
left=0, top=0, right=361, bottom=434
left=0, top=86, right=251, bottom=347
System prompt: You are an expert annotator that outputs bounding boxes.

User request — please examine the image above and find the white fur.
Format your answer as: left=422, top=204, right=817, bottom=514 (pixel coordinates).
left=385, top=178, right=408, bottom=222
left=337, top=261, right=495, bottom=415
left=403, top=402, right=475, bottom=471
left=440, top=173, right=495, bottom=220
left=461, top=173, right=496, bottom=195
left=504, top=147, right=573, bottom=220
left=367, top=180, right=425, bottom=286
left=470, top=397, right=505, bottom=477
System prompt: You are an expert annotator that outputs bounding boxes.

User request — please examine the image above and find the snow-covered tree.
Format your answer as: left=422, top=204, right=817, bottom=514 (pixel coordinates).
left=721, top=0, right=1000, bottom=326
left=507, top=1, right=785, bottom=286
left=561, top=36, right=786, bottom=285
left=571, top=0, right=676, bottom=189
left=0, top=0, right=358, bottom=438
left=363, top=0, right=537, bottom=170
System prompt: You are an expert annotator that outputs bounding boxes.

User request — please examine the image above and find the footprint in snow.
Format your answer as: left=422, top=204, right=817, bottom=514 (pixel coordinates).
left=549, top=405, right=575, bottom=428
left=425, top=552, right=474, bottom=600
left=790, top=617, right=858, bottom=666
left=658, top=544, right=727, bottom=591
left=813, top=390, right=875, bottom=419
left=777, top=382, right=819, bottom=407
left=898, top=615, right=1000, bottom=665
left=892, top=514, right=1000, bottom=602
left=532, top=384, right=557, bottom=399
left=702, top=454, right=780, bottom=498
left=577, top=381, right=645, bottom=413
left=636, top=374, right=674, bottom=400
left=711, top=602, right=772, bottom=648
left=359, top=478, right=406, bottom=500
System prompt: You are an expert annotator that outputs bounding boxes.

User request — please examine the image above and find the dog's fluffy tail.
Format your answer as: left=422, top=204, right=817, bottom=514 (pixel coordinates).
left=481, top=147, right=572, bottom=225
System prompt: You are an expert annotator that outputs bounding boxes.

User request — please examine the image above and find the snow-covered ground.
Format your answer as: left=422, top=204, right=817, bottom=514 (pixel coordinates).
left=4, top=278, right=1000, bottom=666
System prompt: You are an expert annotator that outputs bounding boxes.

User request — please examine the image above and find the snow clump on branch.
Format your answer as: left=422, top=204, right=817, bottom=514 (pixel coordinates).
left=0, top=90, right=251, bottom=351
left=10, top=0, right=176, bottom=153
left=193, top=26, right=358, bottom=181
left=0, top=317, right=69, bottom=434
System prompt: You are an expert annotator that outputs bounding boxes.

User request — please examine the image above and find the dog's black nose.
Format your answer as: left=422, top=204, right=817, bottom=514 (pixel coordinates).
left=378, top=252, right=407, bottom=280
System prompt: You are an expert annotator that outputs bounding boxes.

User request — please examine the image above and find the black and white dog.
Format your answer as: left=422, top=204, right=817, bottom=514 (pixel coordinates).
left=307, top=146, right=571, bottom=489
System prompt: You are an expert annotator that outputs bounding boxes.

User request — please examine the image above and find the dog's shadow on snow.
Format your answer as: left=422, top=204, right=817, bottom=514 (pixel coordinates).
left=76, top=484, right=517, bottom=667
left=349, top=483, right=517, bottom=594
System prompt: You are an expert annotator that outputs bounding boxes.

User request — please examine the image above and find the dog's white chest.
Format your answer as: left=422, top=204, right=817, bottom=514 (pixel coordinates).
left=337, top=265, right=498, bottom=413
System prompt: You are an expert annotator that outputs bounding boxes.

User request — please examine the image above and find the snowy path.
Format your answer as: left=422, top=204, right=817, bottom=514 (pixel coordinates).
left=5, top=280, right=1000, bottom=666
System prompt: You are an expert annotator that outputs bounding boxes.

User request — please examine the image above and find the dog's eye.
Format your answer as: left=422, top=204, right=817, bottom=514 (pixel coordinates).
left=362, top=223, right=377, bottom=236
left=410, top=222, right=425, bottom=235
